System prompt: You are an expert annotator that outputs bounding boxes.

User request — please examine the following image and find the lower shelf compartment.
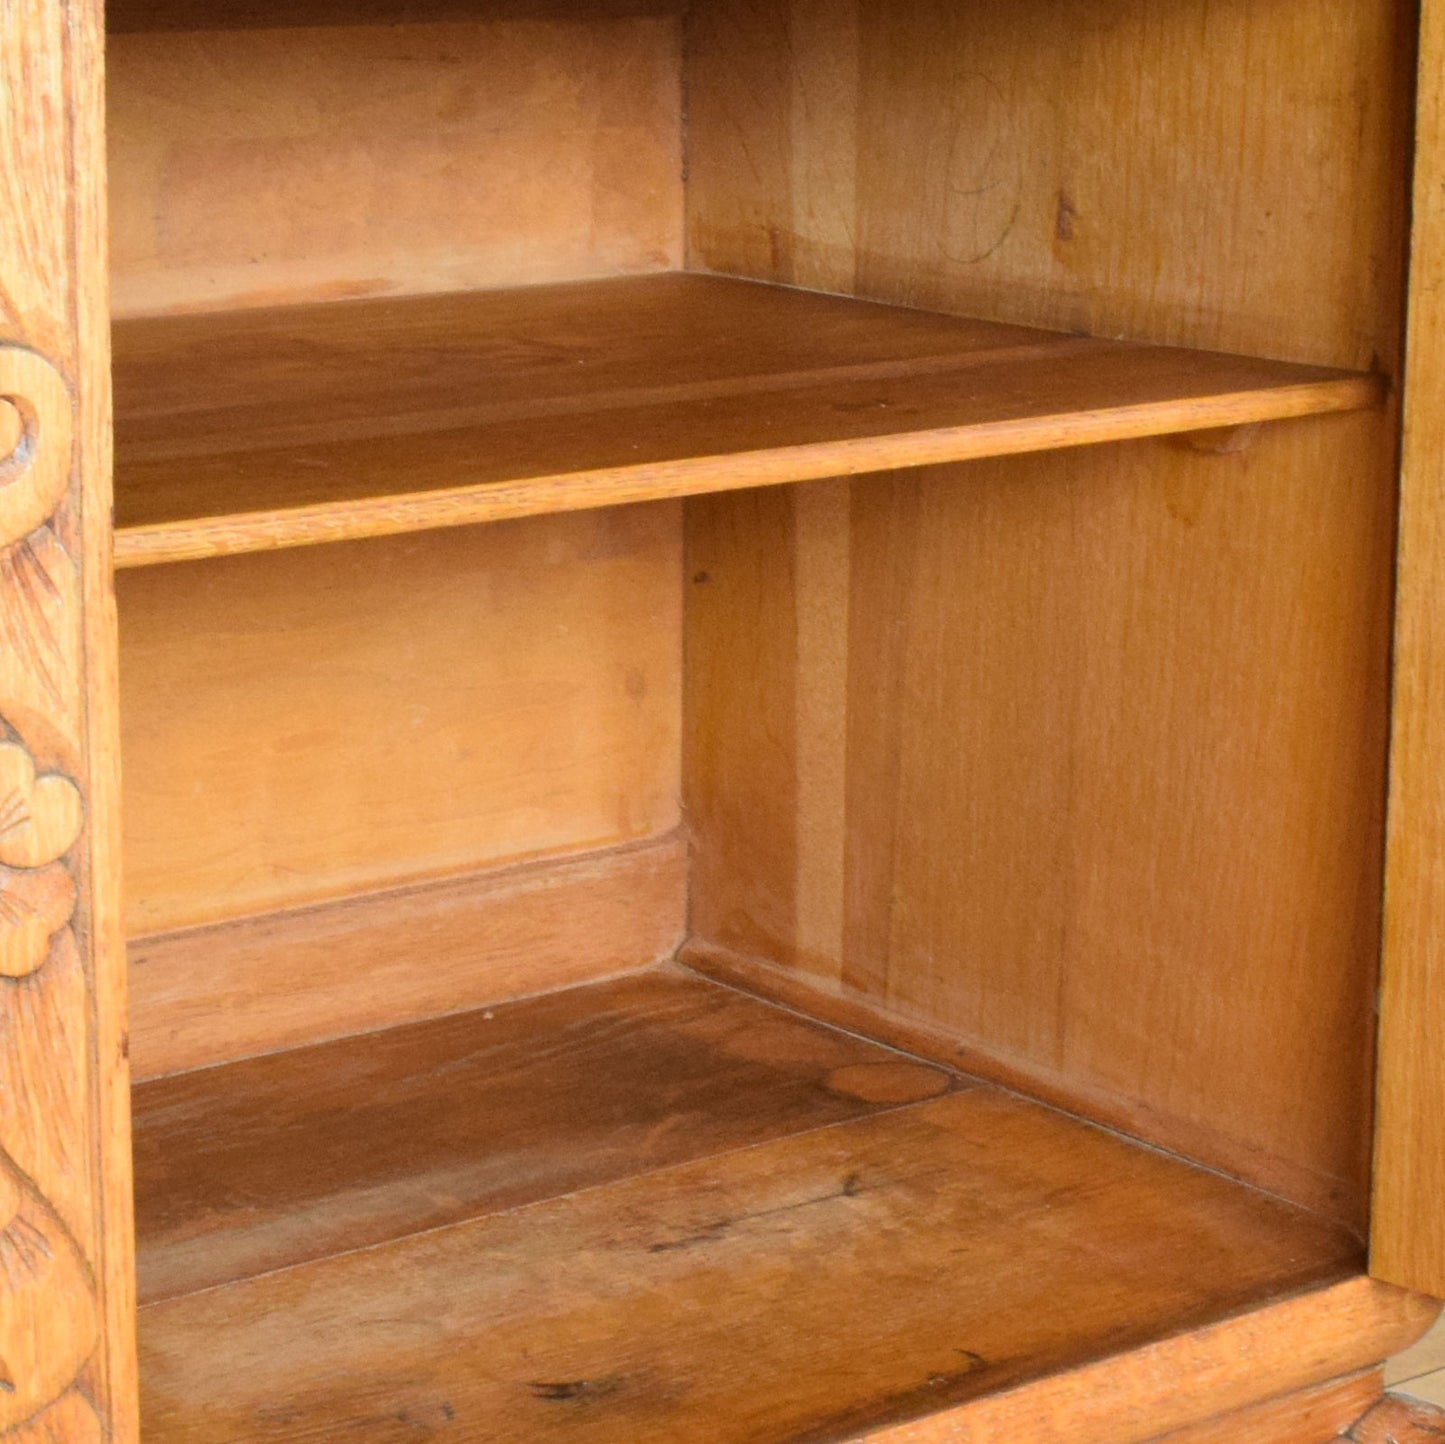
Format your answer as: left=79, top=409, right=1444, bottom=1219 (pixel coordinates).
left=134, top=967, right=1368, bottom=1442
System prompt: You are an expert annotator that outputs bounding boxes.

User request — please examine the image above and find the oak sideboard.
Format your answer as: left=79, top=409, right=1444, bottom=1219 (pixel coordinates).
left=5, top=0, right=1445, bottom=1439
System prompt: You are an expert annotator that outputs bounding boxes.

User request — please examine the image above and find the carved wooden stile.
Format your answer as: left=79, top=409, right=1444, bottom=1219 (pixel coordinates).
left=0, top=0, right=134, bottom=1440
left=0, top=342, right=99, bottom=1439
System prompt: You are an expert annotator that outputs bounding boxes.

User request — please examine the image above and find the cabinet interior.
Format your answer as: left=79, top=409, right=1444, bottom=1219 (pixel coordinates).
left=109, top=1, right=1414, bottom=1438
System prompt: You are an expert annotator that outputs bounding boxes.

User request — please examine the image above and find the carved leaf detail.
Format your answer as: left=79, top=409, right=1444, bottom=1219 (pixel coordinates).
left=0, top=347, right=71, bottom=551
left=0, top=864, right=74, bottom=979
left=0, top=530, right=78, bottom=764
left=0, top=1152, right=97, bottom=1432
left=0, top=742, right=81, bottom=870
left=1, top=1390, right=104, bottom=1444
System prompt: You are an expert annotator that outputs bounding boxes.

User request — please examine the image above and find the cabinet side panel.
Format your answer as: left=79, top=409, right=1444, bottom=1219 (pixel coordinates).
left=684, top=0, right=1411, bottom=1226
left=0, top=0, right=135, bottom=1438
left=1373, top=0, right=1445, bottom=1300
left=108, top=14, right=684, bottom=317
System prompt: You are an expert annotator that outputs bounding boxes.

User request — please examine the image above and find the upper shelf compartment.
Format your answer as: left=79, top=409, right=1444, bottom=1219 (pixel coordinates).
left=112, top=272, right=1381, bottom=568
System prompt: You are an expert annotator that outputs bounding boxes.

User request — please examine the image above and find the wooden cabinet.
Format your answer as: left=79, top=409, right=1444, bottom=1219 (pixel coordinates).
left=4, top=0, right=1445, bottom=1439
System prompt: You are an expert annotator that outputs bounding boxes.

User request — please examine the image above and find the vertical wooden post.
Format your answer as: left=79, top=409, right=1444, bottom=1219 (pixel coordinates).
left=0, top=1, right=136, bottom=1439
left=1374, top=0, right=1445, bottom=1301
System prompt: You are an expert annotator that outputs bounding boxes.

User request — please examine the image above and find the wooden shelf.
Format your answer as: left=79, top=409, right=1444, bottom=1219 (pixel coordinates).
left=133, top=967, right=1366, bottom=1442
left=111, top=273, right=1381, bottom=568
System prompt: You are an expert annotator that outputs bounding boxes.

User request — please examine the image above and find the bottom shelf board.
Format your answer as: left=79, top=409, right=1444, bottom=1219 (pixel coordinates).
left=134, top=967, right=1363, bottom=1443
left=132, top=968, right=948, bottom=1303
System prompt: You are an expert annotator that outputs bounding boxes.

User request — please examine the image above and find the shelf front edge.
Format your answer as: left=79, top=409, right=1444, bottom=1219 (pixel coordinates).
left=114, top=373, right=1380, bottom=569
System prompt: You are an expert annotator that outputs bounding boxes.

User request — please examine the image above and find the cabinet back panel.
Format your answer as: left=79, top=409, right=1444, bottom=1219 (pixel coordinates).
left=688, top=421, right=1392, bottom=1226
left=685, top=0, right=1409, bottom=369
left=118, top=505, right=682, bottom=937
left=683, top=0, right=1411, bottom=1226
left=108, top=15, right=683, bottom=317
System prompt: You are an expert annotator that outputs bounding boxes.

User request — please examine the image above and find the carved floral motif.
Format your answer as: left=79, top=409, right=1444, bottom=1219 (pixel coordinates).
left=0, top=347, right=83, bottom=992
left=3, top=1391, right=103, bottom=1444
left=0, top=529, right=81, bottom=765
left=0, top=1153, right=98, bottom=1434
left=0, top=348, right=71, bottom=552
left=0, top=742, right=82, bottom=872
left=0, top=864, right=75, bottom=981
left=0, top=340, right=98, bottom=1435
left=0, top=350, right=83, bottom=993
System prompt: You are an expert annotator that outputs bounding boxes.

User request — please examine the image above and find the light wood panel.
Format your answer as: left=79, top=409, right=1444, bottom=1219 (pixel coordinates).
left=137, top=1079, right=1382, bottom=1443
left=687, top=418, right=1395, bottom=1224
left=128, top=835, right=687, bottom=1081
left=1372, top=0, right=1445, bottom=1300
left=133, top=968, right=956, bottom=1303
left=683, top=0, right=1411, bottom=1228
left=686, top=0, right=1410, bottom=368
left=117, top=507, right=681, bottom=935
left=109, top=274, right=1376, bottom=567
left=0, top=0, right=133, bottom=1438
left=107, top=16, right=683, bottom=317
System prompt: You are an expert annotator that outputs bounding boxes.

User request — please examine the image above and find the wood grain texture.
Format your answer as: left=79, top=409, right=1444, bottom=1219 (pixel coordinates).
left=683, top=0, right=1411, bottom=1230
left=109, top=274, right=1377, bottom=568
left=1372, top=0, right=1445, bottom=1300
left=1138, top=1372, right=1383, bottom=1444
left=684, top=939, right=1373, bottom=1228
left=854, top=1286, right=1434, bottom=1444
left=107, top=0, right=681, bottom=30
left=1348, top=1396, right=1445, bottom=1442
left=108, top=17, right=683, bottom=316
left=686, top=0, right=1410, bottom=368
left=0, top=1153, right=98, bottom=1430
left=128, top=835, right=687, bottom=1080
left=0, top=0, right=133, bottom=1437
left=137, top=1079, right=1380, bottom=1444
left=5, top=1393, right=104, bottom=1444
left=686, top=417, right=1396, bottom=1225
left=133, top=968, right=957, bottom=1303
left=117, top=507, right=681, bottom=934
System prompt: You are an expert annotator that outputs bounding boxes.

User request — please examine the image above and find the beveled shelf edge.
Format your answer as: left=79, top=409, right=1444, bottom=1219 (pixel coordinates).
left=112, top=373, right=1381, bottom=569
left=853, top=1277, right=1436, bottom=1444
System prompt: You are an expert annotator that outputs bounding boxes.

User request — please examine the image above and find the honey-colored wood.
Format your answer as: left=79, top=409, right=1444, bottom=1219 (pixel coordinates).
left=117, top=508, right=681, bottom=935
left=683, top=940, right=1368, bottom=1224
left=0, top=0, right=1424, bottom=1429
left=108, top=17, right=683, bottom=316
left=1348, top=1396, right=1445, bottom=1442
left=1372, top=0, right=1445, bottom=1300
left=0, top=0, right=133, bottom=1438
left=1141, top=1372, right=1383, bottom=1444
left=684, top=0, right=1411, bottom=1231
left=686, top=0, right=1410, bottom=368
left=686, top=419, right=1395, bottom=1226
left=136, top=1050, right=1387, bottom=1443
left=861, top=1287, right=1433, bottom=1444
left=106, top=0, right=681, bottom=30
left=109, top=274, right=1378, bottom=568
left=127, top=835, right=687, bottom=1081
left=133, top=968, right=957, bottom=1303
